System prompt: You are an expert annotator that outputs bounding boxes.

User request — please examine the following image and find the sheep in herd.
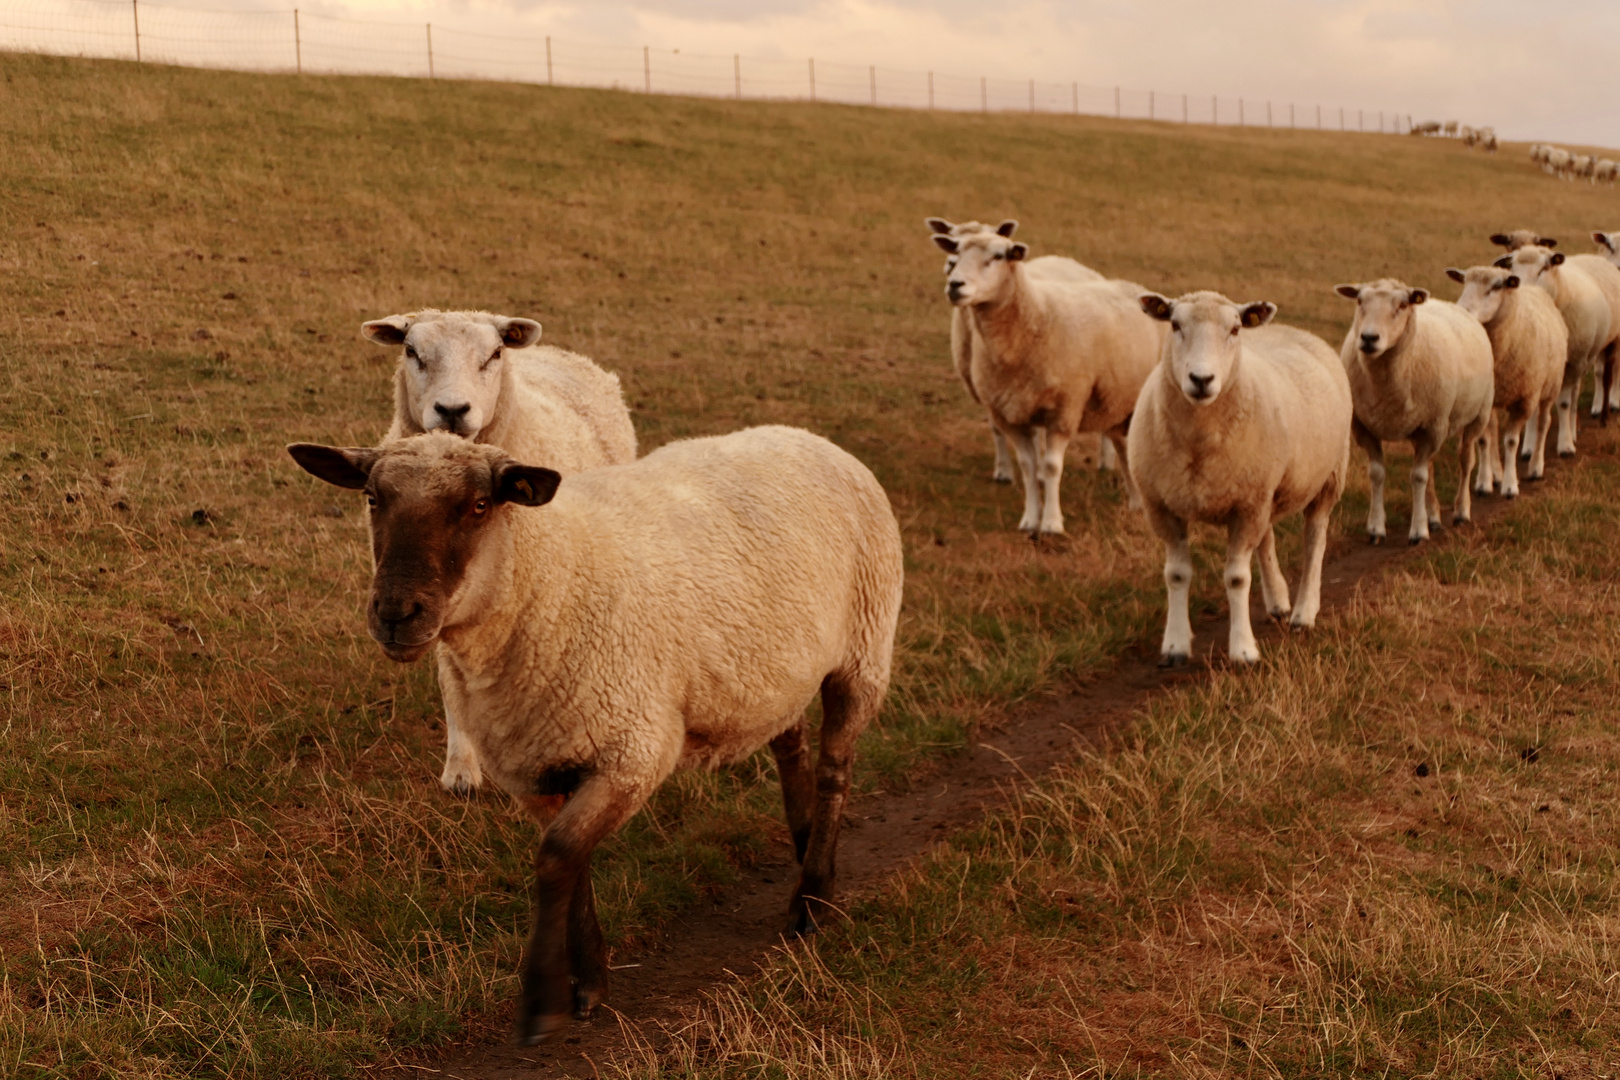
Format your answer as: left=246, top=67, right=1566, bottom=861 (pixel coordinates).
left=1491, top=231, right=1558, bottom=252
left=364, top=309, right=637, bottom=797
left=1460, top=125, right=1478, bottom=147
left=1573, top=154, right=1596, bottom=182
left=1497, top=246, right=1620, bottom=443
left=1443, top=120, right=1460, bottom=137
left=1545, top=147, right=1572, bottom=179
left=1482, top=131, right=1499, bottom=153
left=1448, top=265, right=1568, bottom=496
left=1411, top=120, right=1442, bottom=136
left=1595, top=231, right=1620, bottom=268
left=923, top=217, right=1111, bottom=481
left=287, top=426, right=904, bottom=1044
left=1596, top=160, right=1619, bottom=185
left=1127, top=293, right=1349, bottom=665
left=932, top=229, right=1165, bottom=533
left=1336, top=280, right=1494, bottom=543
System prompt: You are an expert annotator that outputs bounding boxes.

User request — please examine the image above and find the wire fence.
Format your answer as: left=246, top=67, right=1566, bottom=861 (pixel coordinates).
left=0, top=0, right=1416, bottom=132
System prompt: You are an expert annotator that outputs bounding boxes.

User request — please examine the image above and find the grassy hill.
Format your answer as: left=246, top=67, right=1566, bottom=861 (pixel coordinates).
left=3, top=50, right=1620, bottom=1077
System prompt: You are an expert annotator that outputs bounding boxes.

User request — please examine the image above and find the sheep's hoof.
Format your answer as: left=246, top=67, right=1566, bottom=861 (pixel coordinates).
left=1452, top=514, right=1471, bottom=525
left=1268, top=607, right=1290, bottom=622
left=1502, top=490, right=1518, bottom=500
left=1229, top=650, right=1260, bottom=665
left=1367, top=534, right=1384, bottom=546
left=441, top=775, right=478, bottom=799
left=1525, top=472, right=1543, bottom=482
left=993, top=474, right=1014, bottom=485
left=514, top=1010, right=570, bottom=1047
left=1287, top=619, right=1313, bottom=634
left=1038, top=525, right=1067, bottom=538
left=1559, top=449, right=1577, bottom=458
left=1408, top=535, right=1425, bottom=546
left=1158, top=652, right=1190, bottom=669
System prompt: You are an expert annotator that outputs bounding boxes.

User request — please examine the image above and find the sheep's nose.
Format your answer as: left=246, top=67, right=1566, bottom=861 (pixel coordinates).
left=1187, top=373, right=1214, bottom=397
left=434, top=402, right=472, bottom=429
left=372, top=596, right=423, bottom=630
left=1359, top=332, right=1379, bottom=352
left=946, top=280, right=964, bottom=301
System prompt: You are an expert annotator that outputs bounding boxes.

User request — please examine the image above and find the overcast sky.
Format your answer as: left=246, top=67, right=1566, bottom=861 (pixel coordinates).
left=317, top=0, right=1618, bottom=145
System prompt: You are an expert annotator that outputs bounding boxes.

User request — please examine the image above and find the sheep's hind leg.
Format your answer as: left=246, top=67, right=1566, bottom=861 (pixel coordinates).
left=1106, top=427, right=1141, bottom=510
left=990, top=424, right=1016, bottom=484
left=787, top=674, right=877, bottom=936
left=517, top=779, right=641, bottom=1046
left=1556, top=363, right=1582, bottom=456
left=1527, top=393, right=1555, bottom=479
left=1291, top=485, right=1338, bottom=631
left=1356, top=422, right=1387, bottom=543
left=1152, top=510, right=1193, bottom=666
left=1452, top=418, right=1485, bottom=524
left=566, top=864, right=608, bottom=1021
left=1498, top=410, right=1525, bottom=498
left=1255, top=525, right=1291, bottom=621
left=770, top=720, right=815, bottom=864
left=1474, top=413, right=1498, bottom=496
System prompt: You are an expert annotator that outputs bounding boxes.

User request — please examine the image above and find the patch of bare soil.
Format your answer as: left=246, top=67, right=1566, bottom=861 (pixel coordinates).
left=419, top=452, right=1568, bottom=1079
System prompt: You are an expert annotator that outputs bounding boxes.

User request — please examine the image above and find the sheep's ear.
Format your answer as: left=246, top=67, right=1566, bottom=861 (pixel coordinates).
left=1445, top=267, right=1466, bottom=283
left=361, top=316, right=412, bottom=346
left=1594, top=232, right=1615, bottom=252
left=1542, top=237, right=1558, bottom=248
left=996, top=219, right=1019, bottom=237
left=493, top=462, right=561, bottom=507
left=1493, top=255, right=1513, bottom=269
left=932, top=234, right=959, bottom=254
left=1409, top=289, right=1429, bottom=306
left=925, top=217, right=953, bottom=235
left=1139, top=293, right=1173, bottom=322
left=1489, top=234, right=1512, bottom=249
left=1551, top=252, right=1566, bottom=266
left=1239, top=302, right=1277, bottom=328
left=1503, top=275, right=1520, bottom=289
left=1006, top=242, right=1029, bottom=262
left=1334, top=284, right=1360, bottom=300
left=286, top=444, right=377, bottom=489
left=497, top=318, right=542, bottom=348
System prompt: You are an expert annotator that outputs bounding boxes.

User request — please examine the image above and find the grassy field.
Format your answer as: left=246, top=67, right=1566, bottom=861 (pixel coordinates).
left=2, top=50, right=1620, bottom=1078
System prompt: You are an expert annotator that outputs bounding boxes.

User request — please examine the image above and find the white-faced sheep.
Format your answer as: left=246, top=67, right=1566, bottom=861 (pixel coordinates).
left=1597, top=160, right=1619, bottom=186
left=1448, top=265, right=1568, bottom=496
left=923, top=217, right=1108, bottom=482
left=932, top=230, right=1165, bottom=533
left=1545, top=147, right=1572, bottom=179
left=1443, top=120, right=1460, bottom=137
left=1497, top=246, right=1620, bottom=442
left=1128, top=292, right=1350, bottom=665
left=364, top=309, right=638, bottom=797
left=1336, top=280, right=1494, bottom=543
left=287, top=426, right=903, bottom=1045
left=1573, top=154, right=1597, bottom=182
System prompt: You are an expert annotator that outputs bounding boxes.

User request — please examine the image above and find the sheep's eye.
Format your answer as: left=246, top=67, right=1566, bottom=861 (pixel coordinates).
left=1229, top=326, right=1240, bottom=336
left=365, top=493, right=378, bottom=509
left=991, top=253, right=1004, bottom=261
left=483, top=347, right=502, bottom=369
left=472, top=498, right=490, bottom=516
left=1170, top=321, right=1181, bottom=333
left=406, top=345, right=423, bottom=368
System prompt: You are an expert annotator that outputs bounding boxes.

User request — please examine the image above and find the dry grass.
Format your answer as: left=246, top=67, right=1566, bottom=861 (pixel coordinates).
left=4, top=49, right=1620, bottom=1077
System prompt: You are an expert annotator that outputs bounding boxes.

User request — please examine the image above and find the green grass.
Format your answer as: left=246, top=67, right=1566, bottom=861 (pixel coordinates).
left=4, top=48, right=1620, bottom=1078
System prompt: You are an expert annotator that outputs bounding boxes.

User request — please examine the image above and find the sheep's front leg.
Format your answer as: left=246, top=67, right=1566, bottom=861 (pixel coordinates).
left=1224, top=514, right=1269, bottom=664
left=1474, top=413, right=1498, bottom=496
left=1038, top=429, right=1073, bottom=535
left=1556, top=362, right=1583, bottom=457
left=518, top=778, right=641, bottom=1046
left=1354, top=421, right=1387, bottom=543
left=1255, top=525, right=1291, bottom=621
left=1004, top=426, right=1044, bottom=533
left=1097, top=432, right=1118, bottom=472
left=770, top=720, right=815, bottom=864
left=437, top=651, right=483, bottom=796
left=788, top=674, right=880, bottom=936
left=1292, top=480, right=1340, bottom=631
left=1498, top=410, right=1526, bottom=498
left=1148, top=507, right=1193, bottom=667
left=1527, top=392, right=1555, bottom=479
left=1452, top=418, right=1485, bottom=524
left=1520, top=410, right=1537, bottom=462
left=990, top=424, right=1016, bottom=484
left=1407, top=434, right=1440, bottom=543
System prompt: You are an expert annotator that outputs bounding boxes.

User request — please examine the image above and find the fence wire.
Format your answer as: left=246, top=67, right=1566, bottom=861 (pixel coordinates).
left=0, top=0, right=1413, bottom=132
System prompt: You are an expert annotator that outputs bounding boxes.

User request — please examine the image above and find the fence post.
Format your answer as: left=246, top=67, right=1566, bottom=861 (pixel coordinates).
left=734, top=54, right=740, bottom=100
left=1290, top=102, right=1294, bottom=128
left=293, top=9, right=300, bottom=73
left=809, top=58, right=815, bottom=102
left=1238, top=98, right=1244, bottom=125
left=980, top=76, right=986, bottom=113
left=928, top=71, right=934, bottom=110
left=546, top=36, right=552, bottom=85
left=1028, top=79, right=1034, bottom=114
left=1072, top=82, right=1077, bottom=115
left=1358, top=109, right=1362, bottom=132
left=1113, top=85, right=1120, bottom=118
left=870, top=65, right=876, bottom=107
left=426, top=24, right=433, bottom=78
left=1182, top=93, right=1187, bottom=123
left=1378, top=110, right=1383, bottom=133
left=1267, top=101, right=1272, bottom=126
left=643, top=46, right=650, bottom=93
left=132, top=0, right=140, bottom=62
left=1148, top=89, right=1154, bottom=120
left=1339, top=107, right=1344, bottom=131
left=1212, top=95, right=1217, bottom=124
left=1316, top=104, right=1321, bottom=129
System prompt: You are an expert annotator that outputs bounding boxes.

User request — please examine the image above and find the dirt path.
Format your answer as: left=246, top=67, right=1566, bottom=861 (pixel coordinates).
left=420, top=453, right=1569, bottom=1079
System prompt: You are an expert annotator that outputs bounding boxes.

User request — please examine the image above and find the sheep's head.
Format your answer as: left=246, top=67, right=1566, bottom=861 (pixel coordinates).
left=926, top=217, right=1016, bottom=277
left=1496, top=246, right=1563, bottom=295
left=1139, top=290, right=1275, bottom=406
left=362, top=310, right=543, bottom=438
left=1334, top=280, right=1427, bottom=359
left=932, top=231, right=1027, bottom=306
left=286, top=433, right=560, bottom=663
left=1490, top=231, right=1557, bottom=251
left=1448, top=265, right=1519, bottom=324
left=1595, top=232, right=1620, bottom=267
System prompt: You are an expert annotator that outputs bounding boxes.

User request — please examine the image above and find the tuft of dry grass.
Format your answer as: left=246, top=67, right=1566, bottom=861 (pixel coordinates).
left=5, top=49, right=1620, bottom=1077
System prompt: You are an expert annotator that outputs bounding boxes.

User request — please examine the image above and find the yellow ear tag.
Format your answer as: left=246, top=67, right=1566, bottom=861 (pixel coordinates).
left=515, top=479, right=533, bottom=500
